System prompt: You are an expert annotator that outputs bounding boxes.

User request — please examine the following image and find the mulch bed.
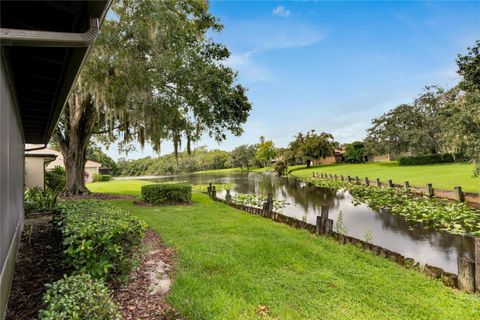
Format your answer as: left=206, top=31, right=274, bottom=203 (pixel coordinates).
left=113, top=229, right=183, bottom=319
left=6, top=215, right=69, bottom=320
left=6, top=215, right=182, bottom=319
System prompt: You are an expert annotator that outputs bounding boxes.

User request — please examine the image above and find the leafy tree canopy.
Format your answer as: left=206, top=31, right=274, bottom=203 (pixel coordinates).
left=53, top=0, right=252, bottom=194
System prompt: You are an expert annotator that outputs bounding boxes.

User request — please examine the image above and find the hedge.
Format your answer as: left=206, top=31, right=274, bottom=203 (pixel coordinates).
left=93, top=173, right=112, bottom=182
left=38, top=274, right=120, bottom=320
left=54, top=200, right=145, bottom=279
left=398, top=153, right=464, bottom=166
left=141, top=183, right=192, bottom=204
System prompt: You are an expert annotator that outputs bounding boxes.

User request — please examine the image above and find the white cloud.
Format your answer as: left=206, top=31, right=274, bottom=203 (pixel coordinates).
left=224, top=51, right=272, bottom=83
left=272, top=5, right=291, bottom=18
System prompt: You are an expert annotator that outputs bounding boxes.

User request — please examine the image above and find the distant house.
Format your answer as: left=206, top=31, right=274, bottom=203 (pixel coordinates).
left=313, top=149, right=345, bottom=165
left=0, top=1, right=110, bottom=316
left=24, top=152, right=57, bottom=190
left=25, top=146, right=102, bottom=184
left=368, top=152, right=412, bottom=162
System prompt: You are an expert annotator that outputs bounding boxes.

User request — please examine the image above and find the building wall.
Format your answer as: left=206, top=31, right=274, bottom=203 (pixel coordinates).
left=85, top=166, right=99, bottom=183
left=25, top=157, right=45, bottom=189
left=313, top=156, right=337, bottom=165
left=0, top=60, right=25, bottom=317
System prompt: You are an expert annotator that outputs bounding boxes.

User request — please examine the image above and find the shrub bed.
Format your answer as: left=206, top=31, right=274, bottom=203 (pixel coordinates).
left=55, top=200, right=145, bottom=279
left=141, top=183, right=192, bottom=204
left=93, top=173, right=112, bottom=182
left=38, top=274, right=120, bottom=320
left=398, top=153, right=464, bottom=166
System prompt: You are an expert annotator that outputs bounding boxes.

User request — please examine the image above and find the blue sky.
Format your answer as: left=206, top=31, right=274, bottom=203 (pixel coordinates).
left=106, top=1, right=480, bottom=160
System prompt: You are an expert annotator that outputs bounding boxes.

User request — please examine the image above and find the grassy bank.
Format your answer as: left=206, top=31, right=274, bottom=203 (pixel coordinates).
left=290, top=162, right=479, bottom=193
left=95, top=182, right=480, bottom=319
left=87, top=179, right=152, bottom=197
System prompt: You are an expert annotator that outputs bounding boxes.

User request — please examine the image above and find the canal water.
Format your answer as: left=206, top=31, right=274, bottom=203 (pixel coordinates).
left=139, top=172, right=474, bottom=274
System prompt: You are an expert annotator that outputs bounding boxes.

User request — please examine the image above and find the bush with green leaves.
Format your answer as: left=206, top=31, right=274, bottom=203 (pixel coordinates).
left=38, top=273, right=120, bottom=320
left=141, top=183, right=192, bottom=204
left=45, top=166, right=66, bottom=191
left=93, top=173, right=112, bottom=182
left=54, top=200, right=145, bottom=279
left=398, top=153, right=464, bottom=166
left=24, top=187, right=60, bottom=214
left=273, top=160, right=288, bottom=176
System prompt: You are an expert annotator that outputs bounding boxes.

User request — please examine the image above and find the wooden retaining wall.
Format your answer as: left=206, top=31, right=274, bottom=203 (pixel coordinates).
left=206, top=187, right=480, bottom=294
left=312, top=172, right=480, bottom=209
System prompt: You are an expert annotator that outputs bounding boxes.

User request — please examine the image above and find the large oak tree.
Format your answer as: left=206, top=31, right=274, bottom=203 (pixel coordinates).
left=54, top=0, right=252, bottom=194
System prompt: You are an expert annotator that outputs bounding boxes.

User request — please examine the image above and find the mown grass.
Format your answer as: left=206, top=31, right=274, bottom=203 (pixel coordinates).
left=102, top=187, right=480, bottom=319
left=290, top=162, right=479, bottom=193
left=87, top=179, right=152, bottom=197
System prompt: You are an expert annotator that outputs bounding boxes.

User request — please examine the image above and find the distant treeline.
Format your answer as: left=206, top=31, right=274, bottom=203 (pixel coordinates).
left=117, top=147, right=233, bottom=176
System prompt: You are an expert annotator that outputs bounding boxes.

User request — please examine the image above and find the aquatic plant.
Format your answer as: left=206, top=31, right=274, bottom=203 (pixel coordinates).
left=231, top=193, right=289, bottom=211
left=335, top=210, right=348, bottom=235
left=192, top=183, right=234, bottom=193
left=364, top=229, right=373, bottom=243
left=301, top=177, right=480, bottom=236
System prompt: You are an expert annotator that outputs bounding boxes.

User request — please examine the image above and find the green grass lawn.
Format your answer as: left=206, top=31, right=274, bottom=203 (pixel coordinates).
left=101, top=186, right=480, bottom=319
left=87, top=179, right=152, bottom=197
left=290, top=162, right=480, bottom=193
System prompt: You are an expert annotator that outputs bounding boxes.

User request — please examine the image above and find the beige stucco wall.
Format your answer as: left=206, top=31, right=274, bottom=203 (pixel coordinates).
left=1, top=59, right=25, bottom=318
left=85, top=166, right=99, bottom=183
left=25, top=157, right=45, bottom=190
left=26, top=147, right=101, bottom=182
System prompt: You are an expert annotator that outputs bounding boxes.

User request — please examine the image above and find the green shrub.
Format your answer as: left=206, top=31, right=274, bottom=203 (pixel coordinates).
left=38, top=274, right=120, bottom=320
left=93, top=173, right=112, bottom=182
left=398, top=153, right=464, bottom=166
left=141, top=183, right=192, bottom=204
left=24, top=187, right=60, bottom=214
left=45, top=166, right=66, bottom=191
left=273, top=160, right=288, bottom=176
left=55, top=200, right=145, bottom=279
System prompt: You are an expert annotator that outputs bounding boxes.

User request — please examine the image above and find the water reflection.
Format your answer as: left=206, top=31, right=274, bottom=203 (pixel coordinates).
left=141, top=172, right=474, bottom=273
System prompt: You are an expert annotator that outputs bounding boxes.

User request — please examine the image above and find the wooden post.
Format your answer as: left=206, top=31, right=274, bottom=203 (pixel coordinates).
left=454, top=186, right=465, bottom=202
left=404, top=181, right=410, bottom=191
left=315, top=215, right=322, bottom=236
left=427, top=183, right=434, bottom=198
left=207, top=183, right=212, bottom=196
left=325, top=219, right=333, bottom=234
left=365, top=177, right=369, bottom=186
left=388, top=179, right=393, bottom=188
left=321, top=205, right=329, bottom=234
left=212, top=185, right=217, bottom=199
left=475, top=238, right=480, bottom=292
left=376, top=178, right=381, bottom=187
left=457, top=256, right=475, bottom=293
left=266, top=193, right=273, bottom=215
left=225, top=189, right=232, bottom=204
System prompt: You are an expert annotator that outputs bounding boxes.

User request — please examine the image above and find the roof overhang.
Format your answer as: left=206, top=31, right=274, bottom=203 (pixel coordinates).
left=0, top=1, right=110, bottom=144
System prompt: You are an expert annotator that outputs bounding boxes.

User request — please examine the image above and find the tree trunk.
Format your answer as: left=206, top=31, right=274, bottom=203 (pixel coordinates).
left=54, top=93, right=98, bottom=195
left=63, top=141, right=90, bottom=195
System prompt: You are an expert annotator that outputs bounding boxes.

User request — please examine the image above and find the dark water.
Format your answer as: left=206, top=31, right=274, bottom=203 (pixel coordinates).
left=138, top=172, right=474, bottom=274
